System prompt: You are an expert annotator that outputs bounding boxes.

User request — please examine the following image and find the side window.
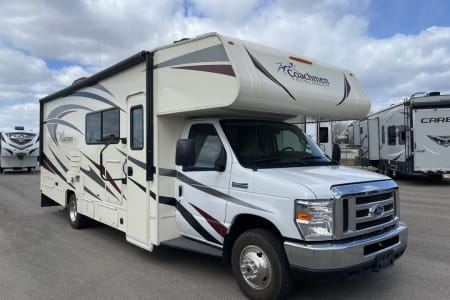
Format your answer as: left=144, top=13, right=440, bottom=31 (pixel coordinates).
left=399, top=126, right=406, bottom=145
left=187, top=124, right=225, bottom=170
left=86, top=112, right=101, bottom=144
left=130, top=106, right=143, bottom=150
left=381, top=126, right=385, bottom=144
left=319, top=127, right=329, bottom=143
left=360, top=127, right=363, bottom=134
left=102, top=109, right=120, bottom=140
left=388, top=125, right=396, bottom=145
left=86, top=108, right=120, bottom=144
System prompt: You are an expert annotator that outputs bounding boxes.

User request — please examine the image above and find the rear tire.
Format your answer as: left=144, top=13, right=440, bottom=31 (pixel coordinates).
left=68, top=194, right=89, bottom=229
left=231, top=229, right=292, bottom=300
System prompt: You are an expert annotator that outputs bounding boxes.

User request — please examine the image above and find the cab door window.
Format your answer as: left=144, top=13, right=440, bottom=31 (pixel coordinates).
left=186, top=124, right=226, bottom=171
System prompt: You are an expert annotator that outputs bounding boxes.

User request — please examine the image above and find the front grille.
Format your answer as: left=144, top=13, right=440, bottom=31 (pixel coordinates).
left=332, top=181, right=398, bottom=239
left=6, top=133, right=36, bottom=145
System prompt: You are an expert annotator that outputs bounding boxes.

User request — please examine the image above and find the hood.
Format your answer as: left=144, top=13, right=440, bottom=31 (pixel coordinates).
left=252, top=165, right=391, bottom=199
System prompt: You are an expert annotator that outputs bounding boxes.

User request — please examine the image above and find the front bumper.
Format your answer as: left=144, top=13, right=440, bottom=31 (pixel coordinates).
left=284, top=222, right=407, bottom=277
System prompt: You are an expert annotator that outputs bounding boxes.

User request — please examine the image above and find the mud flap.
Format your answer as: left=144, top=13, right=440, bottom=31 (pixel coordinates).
left=41, top=193, right=60, bottom=207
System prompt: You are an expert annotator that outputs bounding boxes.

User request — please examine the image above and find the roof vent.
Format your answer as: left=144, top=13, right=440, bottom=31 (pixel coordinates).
left=72, top=77, right=87, bottom=86
left=427, top=92, right=440, bottom=96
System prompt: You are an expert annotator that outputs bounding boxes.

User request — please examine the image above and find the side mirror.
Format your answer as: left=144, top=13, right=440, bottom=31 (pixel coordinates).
left=214, top=148, right=227, bottom=172
left=175, top=139, right=195, bottom=166
left=332, top=143, right=341, bottom=164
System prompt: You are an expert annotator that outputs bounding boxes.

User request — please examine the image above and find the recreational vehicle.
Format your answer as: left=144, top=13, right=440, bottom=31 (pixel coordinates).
left=359, top=92, right=450, bottom=178
left=0, top=126, right=39, bottom=173
left=40, top=33, right=407, bottom=299
left=347, top=121, right=361, bottom=146
left=288, top=116, right=335, bottom=157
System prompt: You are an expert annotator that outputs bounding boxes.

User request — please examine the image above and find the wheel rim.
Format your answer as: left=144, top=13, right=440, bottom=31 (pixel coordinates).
left=69, top=198, right=77, bottom=222
left=239, top=245, right=272, bottom=290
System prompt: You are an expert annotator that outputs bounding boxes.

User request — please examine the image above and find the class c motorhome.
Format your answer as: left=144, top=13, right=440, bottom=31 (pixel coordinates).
left=40, top=33, right=407, bottom=299
left=358, top=92, right=450, bottom=178
left=0, top=126, right=39, bottom=173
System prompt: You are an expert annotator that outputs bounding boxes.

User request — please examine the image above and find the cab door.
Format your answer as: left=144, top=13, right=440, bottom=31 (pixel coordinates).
left=175, top=122, right=231, bottom=246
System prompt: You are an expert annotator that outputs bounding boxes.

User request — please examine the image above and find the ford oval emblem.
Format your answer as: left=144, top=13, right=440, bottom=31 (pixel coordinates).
left=369, top=204, right=384, bottom=217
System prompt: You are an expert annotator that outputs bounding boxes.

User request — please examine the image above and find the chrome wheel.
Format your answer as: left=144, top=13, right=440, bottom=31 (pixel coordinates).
left=69, top=198, right=77, bottom=223
left=239, top=245, right=272, bottom=290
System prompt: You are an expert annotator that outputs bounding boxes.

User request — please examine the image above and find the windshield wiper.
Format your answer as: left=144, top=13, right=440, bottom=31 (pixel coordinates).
left=249, top=157, right=307, bottom=165
left=299, top=156, right=325, bottom=160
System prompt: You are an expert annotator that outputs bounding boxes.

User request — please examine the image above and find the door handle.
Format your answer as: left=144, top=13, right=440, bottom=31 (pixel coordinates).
left=127, top=166, right=133, bottom=176
left=178, top=185, right=183, bottom=197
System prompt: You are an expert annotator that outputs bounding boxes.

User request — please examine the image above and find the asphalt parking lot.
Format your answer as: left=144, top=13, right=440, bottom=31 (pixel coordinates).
left=0, top=171, right=449, bottom=300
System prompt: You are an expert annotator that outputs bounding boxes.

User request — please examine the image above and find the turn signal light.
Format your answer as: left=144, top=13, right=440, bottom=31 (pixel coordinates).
left=296, top=212, right=312, bottom=222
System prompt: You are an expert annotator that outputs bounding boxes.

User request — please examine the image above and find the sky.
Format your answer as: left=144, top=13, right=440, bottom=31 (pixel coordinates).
left=0, top=0, right=449, bottom=131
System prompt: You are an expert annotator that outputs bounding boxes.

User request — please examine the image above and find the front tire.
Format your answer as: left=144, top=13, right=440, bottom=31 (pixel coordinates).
left=68, top=194, right=89, bottom=229
left=231, top=229, right=292, bottom=300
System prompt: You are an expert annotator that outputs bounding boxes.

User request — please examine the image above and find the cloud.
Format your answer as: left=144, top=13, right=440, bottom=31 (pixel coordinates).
left=0, top=102, right=39, bottom=131
left=0, top=0, right=449, bottom=131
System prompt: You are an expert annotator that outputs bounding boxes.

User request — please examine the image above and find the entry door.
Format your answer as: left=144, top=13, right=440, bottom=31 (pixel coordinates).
left=175, top=123, right=231, bottom=246
left=125, top=93, right=149, bottom=244
left=368, top=118, right=380, bottom=160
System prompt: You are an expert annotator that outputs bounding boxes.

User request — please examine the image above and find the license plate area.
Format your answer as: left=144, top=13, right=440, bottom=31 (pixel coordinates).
left=373, top=249, right=394, bottom=271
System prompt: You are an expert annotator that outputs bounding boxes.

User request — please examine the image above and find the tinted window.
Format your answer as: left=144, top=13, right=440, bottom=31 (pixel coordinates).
left=102, top=109, right=120, bottom=140
left=188, top=124, right=225, bottom=170
left=319, top=127, right=329, bottom=143
left=86, top=108, right=120, bottom=144
left=130, top=106, right=143, bottom=150
left=221, top=120, right=330, bottom=169
left=381, top=126, right=385, bottom=144
left=388, top=126, right=396, bottom=145
left=86, top=112, right=101, bottom=144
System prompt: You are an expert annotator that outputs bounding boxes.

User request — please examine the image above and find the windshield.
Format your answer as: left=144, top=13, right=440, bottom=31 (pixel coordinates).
left=221, top=120, right=331, bottom=169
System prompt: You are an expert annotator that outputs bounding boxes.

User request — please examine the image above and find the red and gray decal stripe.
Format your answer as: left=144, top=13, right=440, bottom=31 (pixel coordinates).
left=173, top=64, right=235, bottom=77
left=190, top=203, right=227, bottom=237
left=41, top=153, right=75, bottom=190
left=49, top=147, right=68, bottom=173
left=177, top=172, right=271, bottom=213
left=70, top=91, right=124, bottom=112
left=154, top=44, right=235, bottom=77
left=177, top=202, right=222, bottom=245
left=80, top=166, right=120, bottom=201
left=81, top=152, right=121, bottom=194
left=155, top=44, right=229, bottom=68
left=245, top=47, right=296, bottom=101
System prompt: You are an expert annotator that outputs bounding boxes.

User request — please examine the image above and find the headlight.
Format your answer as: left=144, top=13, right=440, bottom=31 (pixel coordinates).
left=295, top=199, right=334, bottom=241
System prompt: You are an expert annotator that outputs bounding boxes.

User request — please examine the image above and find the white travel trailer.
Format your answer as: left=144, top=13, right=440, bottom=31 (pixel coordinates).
left=359, top=92, right=450, bottom=178
left=40, top=33, right=407, bottom=299
left=0, top=126, right=39, bottom=173
left=288, top=116, right=335, bottom=157
left=347, top=120, right=361, bottom=146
